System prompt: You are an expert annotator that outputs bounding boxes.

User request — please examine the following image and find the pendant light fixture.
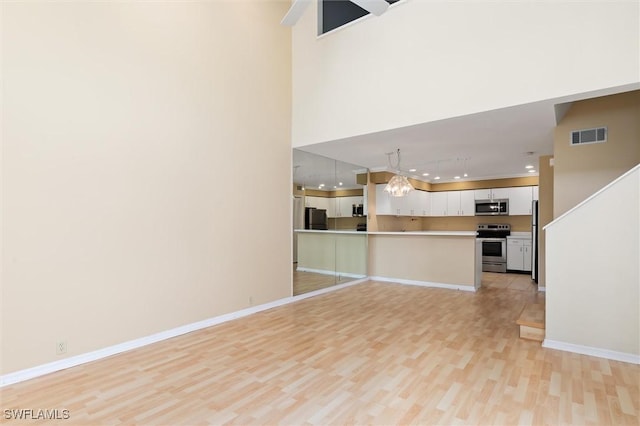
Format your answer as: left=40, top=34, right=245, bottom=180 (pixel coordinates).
left=384, top=149, right=414, bottom=197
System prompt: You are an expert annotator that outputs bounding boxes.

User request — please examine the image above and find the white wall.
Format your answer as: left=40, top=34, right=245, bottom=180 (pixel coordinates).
left=545, top=167, right=639, bottom=360
left=292, top=0, right=639, bottom=147
left=1, top=1, right=292, bottom=374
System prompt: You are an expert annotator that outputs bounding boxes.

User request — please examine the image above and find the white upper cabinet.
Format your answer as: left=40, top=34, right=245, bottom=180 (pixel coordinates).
left=430, top=192, right=448, bottom=216
left=491, top=187, right=510, bottom=199
left=446, top=192, right=461, bottom=216
left=433, top=190, right=475, bottom=217
left=508, top=186, right=535, bottom=215
left=417, top=190, right=431, bottom=216
left=375, top=185, right=429, bottom=216
left=335, top=196, right=364, bottom=217
left=474, top=187, right=509, bottom=200
left=375, top=184, right=396, bottom=215
left=474, top=188, right=492, bottom=200
left=406, top=190, right=430, bottom=216
left=459, top=190, right=475, bottom=216
left=375, top=184, right=539, bottom=217
left=305, top=196, right=330, bottom=211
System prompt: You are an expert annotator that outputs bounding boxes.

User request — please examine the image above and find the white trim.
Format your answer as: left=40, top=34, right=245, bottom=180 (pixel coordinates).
left=544, top=164, right=640, bottom=230
left=369, top=276, right=476, bottom=292
left=537, top=286, right=546, bottom=292
left=542, top=339, right=640, bottom=365
left=295, top=267, right=365, bottom=279
left=0, top=278, right=367, bottom=388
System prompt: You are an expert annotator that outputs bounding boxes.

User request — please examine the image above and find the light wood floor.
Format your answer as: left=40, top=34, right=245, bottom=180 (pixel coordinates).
left=2, top=278, right=638, bottom=425
left=483, top=271, right=540, bottom=292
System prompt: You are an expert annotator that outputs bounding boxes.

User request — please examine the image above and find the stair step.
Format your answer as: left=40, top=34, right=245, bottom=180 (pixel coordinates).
left=517, top=303, right=545, bottom=341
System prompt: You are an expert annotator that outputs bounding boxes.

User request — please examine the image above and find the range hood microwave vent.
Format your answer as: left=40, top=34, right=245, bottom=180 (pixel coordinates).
left=571, top=127, right=607, bottom=146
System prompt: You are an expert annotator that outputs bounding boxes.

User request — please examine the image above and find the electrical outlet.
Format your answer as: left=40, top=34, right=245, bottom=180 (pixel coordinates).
left=56, top=341, right=67, bottom=355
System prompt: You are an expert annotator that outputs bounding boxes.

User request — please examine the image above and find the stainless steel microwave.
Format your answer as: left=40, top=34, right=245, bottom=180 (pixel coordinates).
left=475, top=199, right=509, bottom=216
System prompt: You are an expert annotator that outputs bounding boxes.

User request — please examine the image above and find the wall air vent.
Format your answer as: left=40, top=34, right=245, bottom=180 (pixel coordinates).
left=570, top=127, right=607, bottom=146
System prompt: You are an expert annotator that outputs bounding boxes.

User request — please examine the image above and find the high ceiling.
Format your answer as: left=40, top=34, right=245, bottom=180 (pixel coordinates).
left=294, top=100, right=560, bottom=189
left=292, top=85, right=638, bottom=190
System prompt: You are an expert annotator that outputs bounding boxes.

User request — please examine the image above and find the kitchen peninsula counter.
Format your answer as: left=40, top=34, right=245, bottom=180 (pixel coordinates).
left=368, top=231, right=481, bottom=291
left=295, top=230, right=481, bottom=291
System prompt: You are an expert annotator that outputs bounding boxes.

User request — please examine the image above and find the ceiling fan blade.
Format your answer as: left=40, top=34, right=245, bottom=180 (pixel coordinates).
left=350, top=0, right=389, bottom=16
left=281, top=0, right=312, bottom=26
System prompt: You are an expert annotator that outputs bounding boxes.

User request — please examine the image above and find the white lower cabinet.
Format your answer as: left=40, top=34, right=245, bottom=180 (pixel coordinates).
left=507, top=238, right=532, bottom=271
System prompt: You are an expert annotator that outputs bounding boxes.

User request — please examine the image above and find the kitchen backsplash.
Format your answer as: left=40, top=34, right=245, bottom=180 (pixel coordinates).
left=376, top=214, right=532, bottom=232
left=423, top=215, right=532, bottom=232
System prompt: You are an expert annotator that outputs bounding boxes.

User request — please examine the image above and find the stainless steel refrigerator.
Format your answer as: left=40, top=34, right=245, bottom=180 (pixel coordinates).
left=304, top=207, right=328, bottom=230
left=531, top=200, right=539, bottom=282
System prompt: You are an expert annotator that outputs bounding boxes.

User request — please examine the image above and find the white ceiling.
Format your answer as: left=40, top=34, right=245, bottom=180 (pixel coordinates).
left=294, top=100, right=558, bottom=189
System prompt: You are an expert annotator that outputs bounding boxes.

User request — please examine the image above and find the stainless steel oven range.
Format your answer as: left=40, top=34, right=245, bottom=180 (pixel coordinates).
left=477, top=223, right=511, bottom=273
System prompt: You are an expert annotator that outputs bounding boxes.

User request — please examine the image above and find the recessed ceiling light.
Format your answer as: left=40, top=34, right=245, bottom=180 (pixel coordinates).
left=463, top=173, right=468, bottom=177
left=319, top=184, right=324, bottom=188
left=434, top=176, right=440, bottom=180
left=528, top=170, right=536, bottom=173
left=422, top=173, right=429, bottom=176
left=338, top=182, right=343, bottom=186
left=454, top=176, right=461, bottom=179
left=525, top=165, right=534, bottom=169
left=409, top=168, right=417, bottom=172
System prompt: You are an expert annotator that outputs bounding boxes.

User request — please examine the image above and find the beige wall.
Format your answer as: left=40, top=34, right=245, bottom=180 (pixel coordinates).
left=537, top=155, right=554, bottom=288
left=545, top=167, right=639, bottom=356
left=369, top=235, right=476, bottom=287
left=554, top=91, right=640, bottom=217
left=377, top=214, right=532, bottom=233
left=329, top=217, right=364, bottom=230
left=428, top=177, right=538, bottom=192
left=421, top=215, right=532, bottom=233
left=1, top=2, right=292, bottom=374
left=369, top=173, right=538, bottom=192
left=292, top=0, right=639, bottom=147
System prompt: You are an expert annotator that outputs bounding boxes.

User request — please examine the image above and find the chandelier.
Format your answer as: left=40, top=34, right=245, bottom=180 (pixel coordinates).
left=384, top=149, right=414, bottom=197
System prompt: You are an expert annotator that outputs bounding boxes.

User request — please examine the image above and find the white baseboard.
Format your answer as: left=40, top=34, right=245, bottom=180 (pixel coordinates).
left=369, top=276, right=476, bottom=292
left=0, top=278, right=367, bottom=388
left=296, top=267, right=366, bottom=279
left=537, top=286, right=546, bottom=292
left=542, top=339, right=640, bottom=365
